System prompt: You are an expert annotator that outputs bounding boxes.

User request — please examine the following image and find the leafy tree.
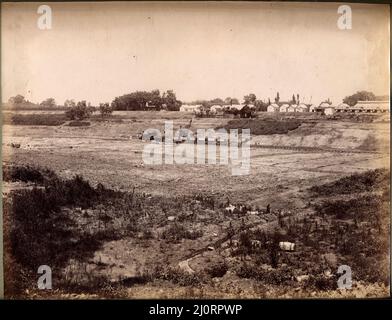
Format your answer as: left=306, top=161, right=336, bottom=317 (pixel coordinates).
left=255, top=100, right=268, bottom=111
left=40, top=98, right=56, bottom=108
left=111, top=89, right=180, bottom=111
left=244, top=93, right=257, bottom=104
left=343, top=91, right=376, bottom=106
left=210, top=98, right=225, bottom=105
left=64, top=99, right=76, bottom=108
left=163, top=90, right=181, bottom=111
left=65, top=100, right=92, bottom=120
left=8, top=94, right=25, bottom=105
left=224, top=97, right=240, bottom=105
left=148, top=89, right=162, bottom=108
left=98, top=103, right=113, bottom=117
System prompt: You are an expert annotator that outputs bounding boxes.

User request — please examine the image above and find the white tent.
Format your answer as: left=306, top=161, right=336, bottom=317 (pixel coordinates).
left=279, top=104, right=289, bottom=112
left=267, top=104, right=279, bottom=112
left=288, top=104, right=298, bottom=112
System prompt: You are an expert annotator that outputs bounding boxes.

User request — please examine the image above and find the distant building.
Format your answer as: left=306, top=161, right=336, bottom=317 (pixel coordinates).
left=309, top=104, right=316, bottom=112
left=230, top=104, right=243, bottom=110
left=314, top=102, right=335, bottom=115
left=180, top=104, right=201, bottom=112
left=287, top=104, right=298, bottom=112
left=319, top=102, right=331, bottom=108
left=335, top=103, right=350, bottom=113
left=145, top=101, right=159, bottom=110
left=297, top=103, right=309, bottom=112
left=333, top=101, right=389, bottom=113
left=324, top=106, right=335, bottom=115
left=210, top=105, right=224, bottom=113
left=279, top=104, right=289, bottom=112
left=351, top=100, right=389, bottom=113
left=267, top=103, right=279, bottom=112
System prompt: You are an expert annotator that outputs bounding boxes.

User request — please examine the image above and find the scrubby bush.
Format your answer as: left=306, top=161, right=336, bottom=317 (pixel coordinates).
left=310, top=169, right=389, bottom=196
left=68, top=121, right=90, bottom=127
left=217, top=119, right=300, bottom=135
left=314, top=195, right=383, bottom=220
left=161, top=223, right=203, bottom=242
left=3, top=114, right=66, bottom=126
left=153, top=266, right=207, bottom=287
left=205, top=261, right=228, bottom=278
left=237, top=263, right=295, bottom=286
left=65, top=101, right=94, bottom=120
left=99, top=103, right=113, bottom=118
left=3, top=165, right=55, bottom=183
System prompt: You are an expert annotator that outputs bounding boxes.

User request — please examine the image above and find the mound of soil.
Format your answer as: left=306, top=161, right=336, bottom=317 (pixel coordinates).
left=217, top=119, right=301, bottom=135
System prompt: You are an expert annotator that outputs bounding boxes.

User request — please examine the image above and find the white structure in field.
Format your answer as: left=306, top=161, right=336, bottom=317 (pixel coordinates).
left=351, top=101, right=389, bottom=113
left=287, top=104, right=298, bottom=112
left=335, top=103, right=350, bottom=112
left=180, top=104, right=202, bottom=112
left=297, top=103, right=309, bottom=112
left=324, top=106, right=335, bottom=115
left=267, top=103, right=279, bottom=112
left=230, top=104, right=243, bottom=110
left=279, top=104, right=289, bottom=112
left=319, top=102, right=331, bottom=108
left=210, top=105, right=224, bottom=113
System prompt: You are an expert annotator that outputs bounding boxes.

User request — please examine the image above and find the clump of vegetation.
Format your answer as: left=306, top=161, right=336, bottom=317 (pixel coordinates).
left=205, top=261, right=228, bottom=278
left=310, top=169, right=389, bottom=196
left=3, top=165, right=56, bottom=183
left=314, top=195, right=384, bottom=220
left=217, top=119, right=300, bottom=135
left=2, top=114, right=67, bottom=126
left=3, top=167, right=127, bottom=296
left=150, top=266, right=207, bottom=287
left=236, top=263, right=296, bottom=286
left=303, top=274, right=337, bottom=291
left=98, top=103, right=114, bottom=117
left=68, top=121, right=91, bottom=127
left=161, top=223, right=203, bottom=243
left=65, top=100, right=95, bottom=120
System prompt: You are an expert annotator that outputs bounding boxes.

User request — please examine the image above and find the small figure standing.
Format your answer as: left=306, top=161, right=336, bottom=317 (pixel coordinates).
left=266, top=203, right=271, bottom=214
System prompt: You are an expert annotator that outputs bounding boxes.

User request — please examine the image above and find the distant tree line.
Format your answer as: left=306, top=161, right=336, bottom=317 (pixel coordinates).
left=6, top=90, right=387, bottom=115
left=111, top=89, right=181, bottom=111
left=343, top=91, right=377, bottom=106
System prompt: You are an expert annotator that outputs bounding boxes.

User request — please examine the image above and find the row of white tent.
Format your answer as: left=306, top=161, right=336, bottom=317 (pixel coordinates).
left=266, top=102, right=336, bottom=115
left=267, top=101, right=390, bottom=114
left=180, top=104, right=252, bottom=113
left=180, top=101, right=390, bottom=115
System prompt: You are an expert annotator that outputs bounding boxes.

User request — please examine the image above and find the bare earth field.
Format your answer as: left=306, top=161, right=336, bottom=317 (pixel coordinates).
left=2, top=111, right=390, bottom=298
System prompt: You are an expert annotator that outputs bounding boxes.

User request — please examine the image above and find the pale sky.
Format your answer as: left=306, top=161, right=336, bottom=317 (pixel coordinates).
left=1, top=1, right=390, bottom=105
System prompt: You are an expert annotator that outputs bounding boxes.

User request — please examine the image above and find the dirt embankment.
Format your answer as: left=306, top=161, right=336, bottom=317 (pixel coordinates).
left=251, top=122, right=389, bottom=152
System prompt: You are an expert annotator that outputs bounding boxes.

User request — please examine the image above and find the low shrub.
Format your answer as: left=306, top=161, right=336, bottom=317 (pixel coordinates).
left=68, top=121, right=91, bottom=127
left=310, top=169, right=389, bottom=196
left=3, top=165, right=55, bottom=183
left=161, top=223, right=203, bottom=242
left=217, top=119, right=301, bottom=135
left=3, top=114, right=66, bottom=126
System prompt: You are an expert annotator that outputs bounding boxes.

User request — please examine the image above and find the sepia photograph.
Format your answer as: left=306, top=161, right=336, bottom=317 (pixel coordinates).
left=0, top=1, right=390, bottom=300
